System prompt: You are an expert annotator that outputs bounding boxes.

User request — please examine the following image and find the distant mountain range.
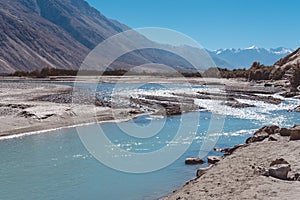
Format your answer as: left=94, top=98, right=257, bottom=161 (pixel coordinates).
left=208, top=46, right=294, bottom=69
left=0, top=0, right=294, bottom=74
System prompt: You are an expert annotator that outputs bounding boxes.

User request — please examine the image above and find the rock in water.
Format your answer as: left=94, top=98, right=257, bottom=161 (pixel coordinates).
left=207, top=156, right=223, bottom=164
left=185, top=158, right=205, bottom=165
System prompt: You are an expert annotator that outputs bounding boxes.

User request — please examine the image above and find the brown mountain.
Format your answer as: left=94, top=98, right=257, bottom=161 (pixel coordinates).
left=275, top=47, right=300, bottom=67
left=247, top=48, right=300, bottom=91
left=0, top=0, right=206, bottom=74
left=0, top=0, right=132, bottom=73
left=274, top=48, right=300, bottom=91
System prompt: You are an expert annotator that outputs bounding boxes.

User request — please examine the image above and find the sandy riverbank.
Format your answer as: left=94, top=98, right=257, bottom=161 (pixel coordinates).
left=163, top=125, right=300, bottom=200
left=0, top=76, right=289, bottom=138
left=0, top=80, right=145, bottom=137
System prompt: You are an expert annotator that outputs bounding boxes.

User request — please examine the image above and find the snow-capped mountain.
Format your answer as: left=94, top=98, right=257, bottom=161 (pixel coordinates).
left=210, top=46, right=293, bottom=69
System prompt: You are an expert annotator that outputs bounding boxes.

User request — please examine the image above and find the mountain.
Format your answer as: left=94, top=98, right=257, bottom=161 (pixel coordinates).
left=274, top=48, right=300, bottom=91
left=0, top=0, right=132, bottom=73
left=0, top=0, right=204, bottom=74
left=275, top=47, right=300, bottom=67
left=210, top=46, right=293, bottom=69
left=0, top=0, right=88, bottom=73
left=246, top=47, right=300, bottom=91
left=4, top=0, right=187, bottom=74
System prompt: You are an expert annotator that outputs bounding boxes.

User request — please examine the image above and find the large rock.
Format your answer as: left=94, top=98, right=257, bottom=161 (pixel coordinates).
left=254, top=125, right=280, bottom=135
left=214, top=144, right=248, bottom=156
left=246, top=125, right=281, bottom=143
left=269, top=164, right=291, bottom=180
left=279, top=128, right=292, bottom=136
left=290, top=126, right=300, bottom=140
left=270, top=158, right=289, bottom=166
left=185, top=158, right=205, bottom=165
left=207, top=156, right=223, bottom=164
left=196, top=165, right=214, bottom=177
left=268, top=134, right=281, bottom=141
left=246, top=131, right=269, bottom=143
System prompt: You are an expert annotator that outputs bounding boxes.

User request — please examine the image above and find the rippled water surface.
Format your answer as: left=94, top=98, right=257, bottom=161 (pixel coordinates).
left=0, top=83, right=299, bottom=200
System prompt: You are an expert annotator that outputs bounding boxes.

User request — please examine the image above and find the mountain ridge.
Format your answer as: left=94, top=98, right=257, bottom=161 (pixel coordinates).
left=209, top=46, right=293, bottom=69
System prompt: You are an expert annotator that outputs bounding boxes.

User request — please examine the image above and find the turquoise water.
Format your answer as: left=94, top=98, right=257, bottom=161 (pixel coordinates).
left=0, top=83, right=299, bottom=200
left=1, top=111, right=299, bottom=200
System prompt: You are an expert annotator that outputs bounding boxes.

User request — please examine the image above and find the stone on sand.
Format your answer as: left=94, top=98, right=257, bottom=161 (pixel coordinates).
left=269, top=164, right=291, bottom=180
left=289, top=126, right=300, bottom=141
left=207, top=156, right=223, bottom=164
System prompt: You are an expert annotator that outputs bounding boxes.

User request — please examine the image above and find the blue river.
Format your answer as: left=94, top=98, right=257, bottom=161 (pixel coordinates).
left=0, top=82, right=299, bottom=200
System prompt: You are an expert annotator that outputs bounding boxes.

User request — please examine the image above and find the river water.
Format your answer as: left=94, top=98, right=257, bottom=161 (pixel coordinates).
left=0, top=83, right=299, bottom=200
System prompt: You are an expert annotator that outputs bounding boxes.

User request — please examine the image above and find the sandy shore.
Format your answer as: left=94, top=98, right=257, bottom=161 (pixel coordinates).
left=163, top=126, right=300, bottom=200
left=0, top=80, right=144, bottom=137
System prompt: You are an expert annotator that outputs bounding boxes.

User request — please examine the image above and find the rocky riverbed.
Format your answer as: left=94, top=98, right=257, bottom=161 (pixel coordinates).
left=0, top=76, right=299, bottom=137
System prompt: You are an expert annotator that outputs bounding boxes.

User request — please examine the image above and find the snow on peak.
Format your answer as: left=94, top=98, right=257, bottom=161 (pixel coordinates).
left=245, top=45, right=259, bottom=50
left=270, top=47, right=293, bottom=55
left=213, top=46, right=293, bottom=55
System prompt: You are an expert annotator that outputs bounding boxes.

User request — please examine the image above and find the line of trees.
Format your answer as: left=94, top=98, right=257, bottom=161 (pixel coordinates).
left=9, top=64, right=299, bottom=88
left=11, top=67, right=129, bottom=78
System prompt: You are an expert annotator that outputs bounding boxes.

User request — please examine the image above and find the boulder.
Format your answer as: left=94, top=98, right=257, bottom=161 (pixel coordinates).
left=207, top=156, right=223, bottom=164
left=185, top=157, right=205, bottom=165
left=269, top=164, right=291, bottom=180
left=214, top=144, right=248, bottom=156
left=279, top=128, right=292, bottom=136
left=246, top=131, right=269, bottom=143
left=290, top=126, right=300, bottom=140
left=254, top=125, right=280, bottom=135
left=268, top=134, right=281, bottom=141
left=270, top=158, right=289, bottom=167
left=247, top=125, right=281, bottom=143
left=196, top=165, right=214, bottom=177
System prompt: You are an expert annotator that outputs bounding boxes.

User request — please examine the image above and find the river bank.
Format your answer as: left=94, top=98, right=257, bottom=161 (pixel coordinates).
left=0, top=80, right=144, bottom=137
left=163, top=125, right=300, bottom=200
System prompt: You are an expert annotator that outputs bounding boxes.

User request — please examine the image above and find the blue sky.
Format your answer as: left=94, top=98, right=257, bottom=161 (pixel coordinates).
left=86, top=0, right=299, bottom=50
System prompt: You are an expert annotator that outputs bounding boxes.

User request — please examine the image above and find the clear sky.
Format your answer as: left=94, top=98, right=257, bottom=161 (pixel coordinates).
left=86, top=0, right=299, bottom=50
